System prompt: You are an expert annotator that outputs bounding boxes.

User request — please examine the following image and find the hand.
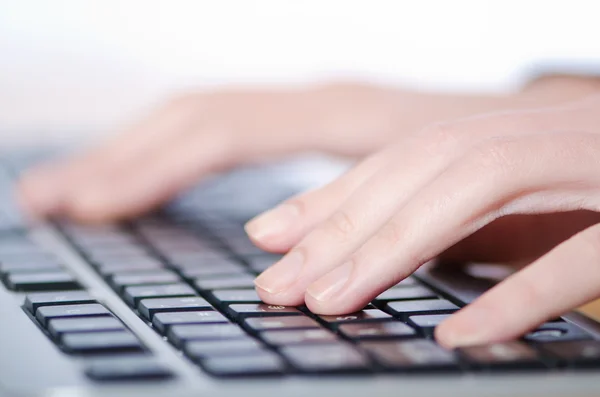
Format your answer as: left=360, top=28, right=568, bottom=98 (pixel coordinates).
left=247, top=94, right=600, bottom=348
left=18, top=83, right=515, bottom=222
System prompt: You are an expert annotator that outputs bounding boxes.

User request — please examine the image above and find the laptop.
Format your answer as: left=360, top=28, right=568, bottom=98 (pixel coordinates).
left=0, top=146, right=598, bottom=397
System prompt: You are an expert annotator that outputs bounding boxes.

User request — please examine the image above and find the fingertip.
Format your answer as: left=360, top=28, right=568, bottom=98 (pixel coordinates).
left=17, top=166, right=65, bottom=219
left=63, top=185, right=123, bottom=224
left=244, top=203, right=302, bottom=249
left=254, top=283, right=305, bottom=307
left=434, top=307, right=495, bottom=349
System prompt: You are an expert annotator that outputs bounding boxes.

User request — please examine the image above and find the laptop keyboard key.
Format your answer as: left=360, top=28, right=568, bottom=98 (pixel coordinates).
left=540, top=340, right=600, bottom=368
left=362, top=340, right=458, bottom=371
left=153, top=311, right=228, bottom=334
left=123, top=284, right=196, bottom=306
left=85, top=356, right=173, bottom=381
left=458, top=341, right=546, bottom=370
left=375, top=286, right=437, bottom=301
left=211, top=289, right=262, bottom=303
left=227, top=304, right=300, bottom=318
left=111, top=270, right=180, bottom=290
left=408, top=314, right=452, bottom=336
left=178, top=262, right=247, bottom=278
left=138, top=297, right=212, bottom=320
left=524, top=322, right=592, bottom=343
left=6, top=271, right=80, bottom=292
left=386, top=299, right=459, bottom=319
left=282, top=343, right=370, bottom=373
left=245, top=316, right=321, bottom=331
left=339, top=321, right=416, bottom=340
left=24, top=291, right=95, bottom=313
left=194, top=275, right=256, bottom=290
left=49, top=317, right=125, bottom=339
left=168, top=324, right=246, bottom=347
left=96, top=259, right=165, bottom=275
left=319, top=309, right=392, bottom=324
left=184, top=338, right=263, bottom=359
left=261, top=329, right=337, bottom=346
left=200, top=351, right=285, bottom=377
left=62, top=331, right=143, bottom=354
left=36, top=303, right=110, bottom=326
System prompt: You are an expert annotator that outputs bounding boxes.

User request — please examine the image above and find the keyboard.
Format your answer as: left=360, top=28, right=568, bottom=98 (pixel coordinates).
left=1, top=148, right=600, bottom=383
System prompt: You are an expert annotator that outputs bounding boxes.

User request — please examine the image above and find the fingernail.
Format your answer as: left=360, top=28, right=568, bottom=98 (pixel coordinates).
left=436, top=307, right=492, bottom=348
left=245, top=203, right=300, bottom=242
left=307, top=261, right=354, bottom=302
left=254, top=250, right=304, bottom=294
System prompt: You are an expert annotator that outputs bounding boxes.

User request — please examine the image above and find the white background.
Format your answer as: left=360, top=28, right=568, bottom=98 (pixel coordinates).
left=1, top=0, right=599, bottom=143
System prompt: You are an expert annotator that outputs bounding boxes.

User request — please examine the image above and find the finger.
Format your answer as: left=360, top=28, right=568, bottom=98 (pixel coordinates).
left=253, top=111, right=560, bottom=306
left=245, top=150, right=388, bottom=253
left=17, top=96, right=203, bottom=218
left=435, top=221, right=600, bottom=348
left=303, top=132, right=600, bottom=314
left=61, top=125, right=232, bottom=222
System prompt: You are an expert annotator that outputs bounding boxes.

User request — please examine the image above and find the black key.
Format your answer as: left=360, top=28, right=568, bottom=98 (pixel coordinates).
left=138, top=297, right=212, bottom=320
left=458, top=341, right=546, bottom=370
left=5, top=271, right=80, bottom=292
left=74, top=233, right=138, bottom=247
left=211, top=289, right=262, bottom=303
left=86, top=245, right=149, bottom=259
left=261, top=329, right=337, bottom=346
left=339, top=321, right=416, bottom=340
left=49, top=317, right=125, bottom=339
left=524, top=322, right=592, bottom=343
left=408, top=314, right=452, bottom=336
left=319, top=309, right=392, bottom=324
left=227, top=304, right=300, bottom=318
left=194, top=274, right=255, bottom=290
left=62, top=331, right=143, bottom=354
left=184, top=338, right=263, bottom=359
left=0, top=259, right=62, bottom=274
left=386, top=299, right=459, bottom=319
left=96, top=259, right=165, bottom=275
left=123, top=284, right=196, bottom=306
left=36, top=304, right=110, bottom=326
left=111, top=270, right=180, bottom=290
left=375, top=286, right=437, bottom=301
left=200, top=351, right=285, bottom=377
left=168, top=324, right=246, bottom=347
left=24, top=291, right=94, bottom=313
left=85, top=356, right=173, bottom=381
left=362, top=340, right=458, bottom=371
left=282, top=342, right=370, bottom=373
left=245, top=316, right=321, bottom=331
left=540, top=340, right=600, bottom=368
left=153, top=311, right=228, bottom=334
left=176, top=262, right=246, bottom=278
left=0, top=239, right=42, bottom=255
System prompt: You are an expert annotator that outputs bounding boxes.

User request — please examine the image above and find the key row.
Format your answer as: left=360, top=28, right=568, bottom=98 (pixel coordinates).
left=0, top=234, right=81, bottom=292
left=24, top=291, right=147, bottom=355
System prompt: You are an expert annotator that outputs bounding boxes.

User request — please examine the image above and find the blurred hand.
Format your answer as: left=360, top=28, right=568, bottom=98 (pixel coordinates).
left=247, top=94, right=600, bottom=348
left=18, top=83, right=528, bottom=222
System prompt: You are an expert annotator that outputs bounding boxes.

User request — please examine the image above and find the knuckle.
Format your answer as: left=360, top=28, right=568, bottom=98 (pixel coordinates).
left=375, top=220, right=404, bottom=248
left=469, top=137, right=522, bottom=175
left=419, top=122, right=463, bottom=156
left=319, top=210, right=357, bottom=243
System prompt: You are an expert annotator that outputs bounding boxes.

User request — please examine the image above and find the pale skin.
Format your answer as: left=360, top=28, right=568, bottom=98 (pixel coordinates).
left=18, top=75, right=600, bottom=348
